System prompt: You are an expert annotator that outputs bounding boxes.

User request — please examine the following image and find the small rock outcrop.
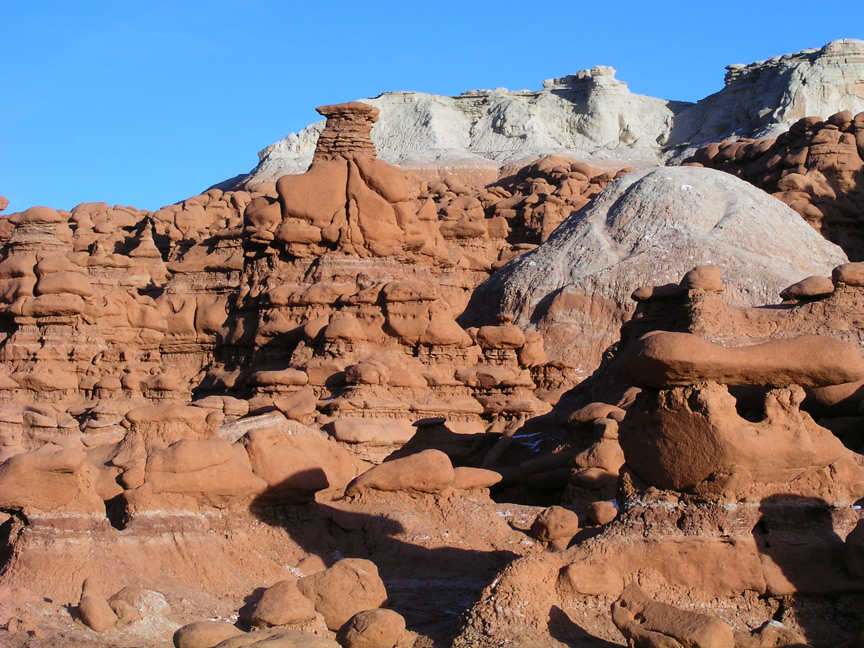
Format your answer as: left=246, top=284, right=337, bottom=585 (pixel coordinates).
left=611, top=584, right=735, bottom=648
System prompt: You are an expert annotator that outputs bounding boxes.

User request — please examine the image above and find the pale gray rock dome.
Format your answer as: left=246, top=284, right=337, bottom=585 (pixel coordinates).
left=462, top=166, right=848, bottom=376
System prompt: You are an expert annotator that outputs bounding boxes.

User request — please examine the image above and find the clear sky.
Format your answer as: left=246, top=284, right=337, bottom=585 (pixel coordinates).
left=2, top=1, right=859, bottom=213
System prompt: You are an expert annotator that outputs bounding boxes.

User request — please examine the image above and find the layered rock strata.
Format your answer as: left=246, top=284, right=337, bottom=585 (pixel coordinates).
left=225, top=40, right=864, bottom=186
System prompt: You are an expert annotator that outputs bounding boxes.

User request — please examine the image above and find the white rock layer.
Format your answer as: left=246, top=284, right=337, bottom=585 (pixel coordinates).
left=225, top=40, right=864, bottom=187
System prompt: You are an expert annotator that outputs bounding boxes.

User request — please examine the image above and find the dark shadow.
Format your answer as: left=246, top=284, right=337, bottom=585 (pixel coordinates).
left=104, top=494, right=129, bottom=531
left=547, top=605, right=620, bottom=647
left=566, top=526, right=606, bottom=548
left=250, top=481, right=521, bottom=645
left=727, top=385, right=770, bottom=422
left=753, top=494, right=860, bottom=647
left=384, top=423, right=498, bottom=466
left=236, top=586, right=267, bottom=629
left=0, top=511, right=24, bottom=572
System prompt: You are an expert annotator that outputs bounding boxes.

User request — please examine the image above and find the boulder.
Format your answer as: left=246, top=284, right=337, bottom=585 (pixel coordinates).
left=345, top=449, right=455, bottom=496
left=530, top=506, right=580, bottom=543
left=611, top=584, right=734, bottom=648
left=451, top=467, right=502, bottom=490
left=336, top=609, right=407, bottom=648
left=174, top=621, right=244, bottom=648
left=213, top=628, right=339, bottom=647
left=247, top=579, right=316, bottom=628
left=297, top=559, right=387, bottom=631
left=77, top=579, right=118, bottom=633
left=242, top=422, right=357, bottom=502
left=586, top=501, right=618, bottom=526
left=107, top=586, right=170, bottom=623
left=144, top=439, right=267, bottom=508
left=780, top=275, right=835, bottom=300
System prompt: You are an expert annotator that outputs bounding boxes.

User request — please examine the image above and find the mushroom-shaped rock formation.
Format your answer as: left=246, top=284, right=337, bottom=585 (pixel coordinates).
left=615, top=333, right=864, bottom=491
left=256, top=102, right=447, bottom=261
left=616, top=331, right=864, bottom=389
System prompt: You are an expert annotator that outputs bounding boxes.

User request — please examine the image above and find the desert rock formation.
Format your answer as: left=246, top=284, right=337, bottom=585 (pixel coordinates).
left=462, top=166, right=847, bottom=377
left=225, top=40, right=864, bottom=187
left=686, top=109, right=864, bottom=261
left=4, top=38, right=864, bottom=648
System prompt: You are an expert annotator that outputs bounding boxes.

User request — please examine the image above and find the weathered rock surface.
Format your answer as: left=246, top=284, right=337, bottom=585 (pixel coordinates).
left=611, top=584, right=735, bottom=648
left=687, top=107, right=864, bottom=261
left=246, top=579, right=316, bottom=628
left=616, top=331, right=864, bottom=389
left=174, top=620, right=244, bottom=648
left=226, top=41, right=864, bottom=187
left=77, top=578, right=118, bottom=633
left=296, top=559, right=388, bottom=631
left=5, top=41, right=864, bottom=648
left=336, top=609, right=407, bottom=648
left=463, top=166, right=847, bottom=375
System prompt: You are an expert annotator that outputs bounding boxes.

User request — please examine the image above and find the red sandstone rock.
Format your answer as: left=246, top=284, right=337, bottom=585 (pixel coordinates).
left=687, top=111, right=864, bottom=261
left=679, top=265, right=726, bottom=292
left=586, top=500, right=618, bottom=525
left=174, top=620, right=245, bottom=648
left=336, top=609, right=407, bottom=648
left=611, top=584, right=734, bottom=648
left=314, top=102, right=380, bottom=163
left=77, top=578, right=118, bottom=633
left=833, top=261, right=864, bottom=286
left=215, top=628, right=339, bottom=647
left=530, top=506, right=580, bottom=543
left=452, top=466, right=502, bottom=490
left=0, top=445, right=103, bottom=513
left=780, top=275, right=835, bottom=300
left=242, top=422, right=356, bottom=502
left=297, top=558, right=388, bottom=631
left=345, top=449, right=455, bottom=496
left=619, top=381, right=851, bottom=490
left=246, top=579, right=316, bottom=628
left=143, top=439, right=267, bottom=508
left=617, top=331, right=864, bottom=389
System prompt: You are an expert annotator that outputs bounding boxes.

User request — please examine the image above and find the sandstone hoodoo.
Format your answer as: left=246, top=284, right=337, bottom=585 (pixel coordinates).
left=4, top=38, right=864, bottom=648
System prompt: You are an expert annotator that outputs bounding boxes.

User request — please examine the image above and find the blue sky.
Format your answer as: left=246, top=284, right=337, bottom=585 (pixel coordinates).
left=2, top=1, right=858, bottom=212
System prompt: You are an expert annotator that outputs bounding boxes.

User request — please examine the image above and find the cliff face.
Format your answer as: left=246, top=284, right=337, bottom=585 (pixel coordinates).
left=671, top=39, right=864, bottom=145
left=226, top=40, right=864, bottom=187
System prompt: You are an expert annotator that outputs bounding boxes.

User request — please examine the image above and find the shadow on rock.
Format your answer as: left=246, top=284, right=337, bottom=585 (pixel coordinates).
left=753, top=494, right=859, bottom=647
left=547, top=605, right=620, bottom=647
left=249, top=480, right=520, bottom=643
